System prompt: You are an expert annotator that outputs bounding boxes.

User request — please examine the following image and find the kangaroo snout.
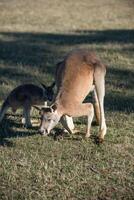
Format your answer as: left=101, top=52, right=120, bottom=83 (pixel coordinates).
left=39, top=128, right=48, bottom=136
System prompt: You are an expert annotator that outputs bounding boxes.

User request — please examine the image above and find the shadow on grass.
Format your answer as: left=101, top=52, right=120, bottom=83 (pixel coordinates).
left=105, top=92, right=134, bottom=112
left=0, top=137, right=14, bottom=147
left=105, top=67, right=134, bottom=112
left=48, top=127, right=85, bottom=142
left=0, top=67, right=36, bottom=84
left=0, top=29, right=134, bottom=67
left=51, top=127, right=105, bottom=145
left=107, top=67, right=134, bottom=90
left=0, top=116, right=38, bottom=141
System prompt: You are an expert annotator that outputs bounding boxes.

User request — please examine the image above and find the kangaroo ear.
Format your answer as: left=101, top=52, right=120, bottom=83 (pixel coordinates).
left=33, top=106, right=41, bottom=111
left=50, top=82, right=55, bottom=89
left=56, top=61, right=63, bottom=67
left=40, top=83, right=47, bottom=90
left=51, top=104, right=57, bottom=112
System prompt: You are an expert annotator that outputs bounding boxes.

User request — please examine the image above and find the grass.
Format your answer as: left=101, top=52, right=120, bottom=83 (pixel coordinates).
left=0, top=0, right=134, bottom=199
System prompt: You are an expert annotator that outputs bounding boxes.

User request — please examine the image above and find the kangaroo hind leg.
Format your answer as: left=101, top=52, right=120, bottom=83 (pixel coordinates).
left=22, top=101, right=32, bottom=128
left=92, top=88, right=100, bottom=125
left=94, top=67, right=107, bottom=142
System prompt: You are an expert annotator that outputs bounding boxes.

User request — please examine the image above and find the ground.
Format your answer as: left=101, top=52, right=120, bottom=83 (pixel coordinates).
left=0, top=0, right=134, bottom=199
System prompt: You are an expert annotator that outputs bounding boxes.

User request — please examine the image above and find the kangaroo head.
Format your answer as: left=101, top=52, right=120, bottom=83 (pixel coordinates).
left=38, top=104, right=61, bottom=136
left=41, top=82, right=55, bottom=101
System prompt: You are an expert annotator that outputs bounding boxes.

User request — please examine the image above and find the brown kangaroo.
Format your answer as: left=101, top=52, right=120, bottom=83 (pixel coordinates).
left=0, top=82, right=55, bottom=128
left=38, top=49, right=107, bottom=142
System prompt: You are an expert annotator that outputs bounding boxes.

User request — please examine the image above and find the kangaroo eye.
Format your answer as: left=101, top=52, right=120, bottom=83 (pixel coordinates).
left=48, top=119, right=51, bottom=122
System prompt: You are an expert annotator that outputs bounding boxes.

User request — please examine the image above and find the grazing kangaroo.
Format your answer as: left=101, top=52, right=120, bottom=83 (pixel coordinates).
left=0, top=82, right=55, bottom=128
left=38, top=49, right=107, bottom=142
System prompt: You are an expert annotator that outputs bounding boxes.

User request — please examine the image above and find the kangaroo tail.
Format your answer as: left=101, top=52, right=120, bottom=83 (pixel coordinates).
left=0, top=98, right=9, bottom=122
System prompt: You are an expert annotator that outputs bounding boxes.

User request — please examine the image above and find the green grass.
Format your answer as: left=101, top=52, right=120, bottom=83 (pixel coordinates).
left=0, top=0, right=134, bottom=199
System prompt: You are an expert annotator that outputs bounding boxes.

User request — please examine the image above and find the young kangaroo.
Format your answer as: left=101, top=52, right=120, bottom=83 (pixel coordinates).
left=0, top=82, right=55, bottom=128
left=38, top=49, right=107, bottom=142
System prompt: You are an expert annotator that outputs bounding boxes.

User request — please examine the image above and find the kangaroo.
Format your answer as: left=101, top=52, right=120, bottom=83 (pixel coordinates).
left=37, top=49, right=107, bottom=142
left=0, top=82, right=55, bottom=128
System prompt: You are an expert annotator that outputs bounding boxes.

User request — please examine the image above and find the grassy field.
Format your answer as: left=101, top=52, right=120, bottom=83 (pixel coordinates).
left=0, top=0, right=134, bottom=199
